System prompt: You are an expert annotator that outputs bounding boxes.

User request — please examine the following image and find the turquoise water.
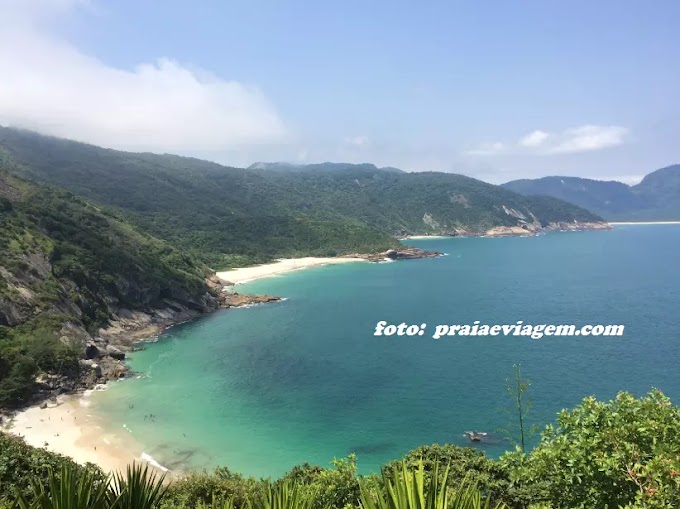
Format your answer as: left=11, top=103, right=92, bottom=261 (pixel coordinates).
left=93, top=225, right=680, bottom=477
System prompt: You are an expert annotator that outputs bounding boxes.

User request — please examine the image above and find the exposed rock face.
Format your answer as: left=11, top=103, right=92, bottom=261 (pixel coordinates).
left=544, top=221, right=612, bottom=232
left=485, top=226, right=534, bottom=237
left=76, top=278, right=284, bottom=389
left=401, top=220, right=611, bottom=239
left=0, top=299, right=23, bottom=327
left=220, top=292, right=281, bottom=307
left=105, top=345, right=126, bottom=360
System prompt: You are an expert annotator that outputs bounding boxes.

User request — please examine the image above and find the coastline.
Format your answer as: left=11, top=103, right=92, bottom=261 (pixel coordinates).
left=215, top=256, right=367, bottom=285
left=609, top=221, right=680, bottom=225
left=2, top=392, right=150, bottom=475
left=399, top=221, right=611, bottom=240
left=2, top=256, right=371, bottom=476
left=400, top=235, right=450, bottom=240
left=0, top=229, right=604, bottom=475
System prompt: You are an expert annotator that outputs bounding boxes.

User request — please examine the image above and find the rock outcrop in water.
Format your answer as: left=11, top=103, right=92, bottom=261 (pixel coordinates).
left=362, top=248, right=443, bottom=261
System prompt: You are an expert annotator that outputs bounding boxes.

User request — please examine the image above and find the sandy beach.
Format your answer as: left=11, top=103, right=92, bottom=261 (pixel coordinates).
left=216, top=256, right=366, bottom=284
left=400, top=235, right=450, bottom=240
left=3, top=391, right=154, bottom=474
left=3, top=257, right=370, bottom=475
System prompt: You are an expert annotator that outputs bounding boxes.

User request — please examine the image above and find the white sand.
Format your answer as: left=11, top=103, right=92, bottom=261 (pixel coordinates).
left=609, top=221, right=680, bottom=225
left=216, top=257, right=366, bottom=284
left=401, top=235, right=449, bottom=240
left=3, top=393, right=150, bottom=474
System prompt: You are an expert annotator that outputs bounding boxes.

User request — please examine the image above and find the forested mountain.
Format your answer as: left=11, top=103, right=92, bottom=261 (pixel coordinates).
left=503, top=165, right=680, bottom=221
left=0, top=168, right=219, bottom=407
left=0, top=128, right=603, bottom=270
left=247, top=161, right=405, bottom=173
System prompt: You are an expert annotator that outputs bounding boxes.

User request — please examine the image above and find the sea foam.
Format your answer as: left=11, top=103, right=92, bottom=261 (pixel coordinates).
left=141, top=452, right=170, bottom=472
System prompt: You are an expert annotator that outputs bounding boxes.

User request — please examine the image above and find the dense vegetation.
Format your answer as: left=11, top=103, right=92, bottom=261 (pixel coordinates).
left=503, top=165, right=680, bottom=221
left=1, top=391, right=677, bottom=508
left=0, top=169, right=215, bottom=408
left=0, top=128, right=602, bottom=269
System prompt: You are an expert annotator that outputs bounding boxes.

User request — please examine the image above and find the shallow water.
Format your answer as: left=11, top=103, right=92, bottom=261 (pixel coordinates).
left=93, top=225, right=680, bottom=477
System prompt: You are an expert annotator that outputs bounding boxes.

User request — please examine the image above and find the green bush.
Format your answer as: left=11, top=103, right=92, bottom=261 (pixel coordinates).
left=381, top=446, right=530, bottom=508
left=162, top=467, right=263, bottom=509
left=0, top=433, right=103, bottom=501
left=501, top=389, right=680, bottom=508
left=280, top=455, right=361, bottom=509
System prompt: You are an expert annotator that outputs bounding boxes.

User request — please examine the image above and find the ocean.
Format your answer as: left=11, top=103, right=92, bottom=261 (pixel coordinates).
left=92, top=225, right=680, bottom=477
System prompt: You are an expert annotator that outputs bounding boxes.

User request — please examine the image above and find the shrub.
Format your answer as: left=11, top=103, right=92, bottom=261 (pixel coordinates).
left=502, top=389, right=680, bottom=509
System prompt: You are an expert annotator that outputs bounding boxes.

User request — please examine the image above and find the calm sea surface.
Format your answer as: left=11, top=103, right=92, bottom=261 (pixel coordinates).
left=93, top=225, right=680, bottom=477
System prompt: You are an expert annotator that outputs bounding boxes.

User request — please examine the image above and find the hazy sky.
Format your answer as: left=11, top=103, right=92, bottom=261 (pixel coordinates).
left=1, top=0, right=678, bottom=183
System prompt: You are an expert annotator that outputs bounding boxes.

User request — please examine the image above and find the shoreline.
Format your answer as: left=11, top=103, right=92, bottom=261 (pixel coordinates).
left=215, top=256, right=367, bottom=285
left=3, top=256, right=373, bottom=476
left=2, top=391, right=152, bottom=475
left=400, top=235, right=450, bottom=240
left=609, top=221, right=680, bottom=225
left=0, top=230, right=605, bottom=475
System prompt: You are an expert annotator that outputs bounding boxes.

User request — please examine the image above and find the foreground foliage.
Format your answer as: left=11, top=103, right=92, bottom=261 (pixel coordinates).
left=1, top=391, right=678, bottom=508
left=361, top=459, right=504, bottom=509
left=501, top=389, right=680, bottom=508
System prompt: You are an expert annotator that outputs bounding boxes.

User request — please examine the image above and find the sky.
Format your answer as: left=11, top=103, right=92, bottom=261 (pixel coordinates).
left=1, top=0, right=679, bottom=184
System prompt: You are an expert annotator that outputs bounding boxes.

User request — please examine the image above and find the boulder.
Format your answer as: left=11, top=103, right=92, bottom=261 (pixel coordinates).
left=79, top=359, right=103, bottom=378
left=105, top=345, right=126, bottom=360
left=84, top=343, right=100, bottom=359
left=92, top=363, right=102, bottom=378
left=384, top=249, right=398, bottom=259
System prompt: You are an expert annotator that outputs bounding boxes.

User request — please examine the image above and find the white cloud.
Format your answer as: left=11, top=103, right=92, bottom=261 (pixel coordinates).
left=468, top=125, right=628, bottom=157
left=0, top=0, right=287, bottom=152
left=520, top=130, right=550, bottom=147
left=547, top=125, right=628, bottom=154
left=344, top=136, right=371, bottom=147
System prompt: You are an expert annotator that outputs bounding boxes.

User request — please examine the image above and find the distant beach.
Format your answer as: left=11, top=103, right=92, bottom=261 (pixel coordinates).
left=400, top=235, right=450, bottom=240
left=216, top=256, right=366, bottom=284
left=609, top=221, right=680, bottom=225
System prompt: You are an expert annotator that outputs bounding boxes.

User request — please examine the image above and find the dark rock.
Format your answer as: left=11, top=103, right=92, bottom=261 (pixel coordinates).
left=84, top=343, right=100, bottom=359
left=0, top=299, right=24, bottom=327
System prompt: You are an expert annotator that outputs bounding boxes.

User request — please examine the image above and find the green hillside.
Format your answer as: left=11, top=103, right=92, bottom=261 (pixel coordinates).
left=0, top=128, right=603, bottom=269
left=0, top=168, right=217, bottom=408
left=503, top=165, right=680, bottom=221
left=247, top=161, right=405, bottom=173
